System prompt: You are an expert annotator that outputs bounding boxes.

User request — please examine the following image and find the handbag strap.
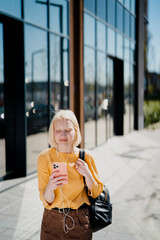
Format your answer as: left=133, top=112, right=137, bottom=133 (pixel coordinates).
left=79, top=149, right=87, bottom=186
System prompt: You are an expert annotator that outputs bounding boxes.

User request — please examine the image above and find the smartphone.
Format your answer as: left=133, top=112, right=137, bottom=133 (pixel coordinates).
left=52, top=162, right=68, bottom=184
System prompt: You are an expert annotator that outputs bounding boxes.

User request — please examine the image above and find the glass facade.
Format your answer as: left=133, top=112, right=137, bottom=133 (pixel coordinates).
left=84, top=0, right=136, bottom=147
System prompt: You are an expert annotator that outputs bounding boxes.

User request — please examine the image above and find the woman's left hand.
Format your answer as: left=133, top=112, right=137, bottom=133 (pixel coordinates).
left=75, top=159, right=90, bottom=177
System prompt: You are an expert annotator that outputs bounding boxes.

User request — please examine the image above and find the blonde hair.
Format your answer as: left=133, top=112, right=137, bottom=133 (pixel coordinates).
left=48, top=110, right=81, bottom=147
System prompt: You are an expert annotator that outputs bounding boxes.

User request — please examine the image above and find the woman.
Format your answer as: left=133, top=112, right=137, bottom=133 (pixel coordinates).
left=37, top=110, right=103, bottom=240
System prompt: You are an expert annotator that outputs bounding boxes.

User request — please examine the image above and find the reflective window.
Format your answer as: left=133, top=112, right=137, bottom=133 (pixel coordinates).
left=50, top=35, right=69, bottom=111
left=130, top=64, right=134, bottom=131
left=97, top=52, right=107, bottom=145
left=131, top=0, right=135, bottom=14
left=84, top=0, right=95, bottom=15
left=0, top=0, right=21, bottom=18
left=124, top=0, right=130, bottom=10
left=84, top=13, right=95, bottom=47
left=131, top=15, right=135, bottom=40
left=124, top=61, right=130, bottom=134
left=124, top=9, right=130, bottom=37
left=97, top=21, right=106, bottom=51
left=50, top=0, right=69, bottom=36
left=117, top=33, right=123, bottom=59
left=108, top=28, right=115, bottom=56
left=116, top=2, right=123, bottom=33
left=124, top=38, right=129, bottom=61
left=130, top=41, right=135, bottom=63
left=0, top=23, right=5, bottom=178
left=108, top=0, right=115, bottom=27
left=24, top=0, right=47, bottom=28
left=84, top=47, right=96, bottom=148
left=25, top=25, right=48, bottom=174
left=118, top=0, right=124, bottom=4
left=97, top=0, right=107, bottom=21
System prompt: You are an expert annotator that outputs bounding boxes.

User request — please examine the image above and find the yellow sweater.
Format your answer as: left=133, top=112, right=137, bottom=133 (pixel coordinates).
left=37, top=147, right=103, bottom=209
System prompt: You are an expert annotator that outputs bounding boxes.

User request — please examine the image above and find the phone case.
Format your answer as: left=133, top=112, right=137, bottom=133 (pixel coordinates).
left=52, top=162, right=68, bottom=183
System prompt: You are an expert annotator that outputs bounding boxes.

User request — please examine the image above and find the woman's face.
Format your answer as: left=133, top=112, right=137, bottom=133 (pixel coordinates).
left=53, top=119, right=76, bottom=147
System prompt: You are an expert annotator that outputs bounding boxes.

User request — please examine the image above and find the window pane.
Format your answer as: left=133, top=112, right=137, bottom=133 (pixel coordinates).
left=84, top=47, right=96, bottom=148
left=124, top=9, right=130, bottom=37
left=131, top=0, right=135, bottom=14
left=130, top=41, right=135, bottom=63
left=84, top=0, right=95, bottom=14
left=108, top=28, right=115, bottom=56
left=24, top=0, right=47, bottom=28
left=131, top=15, right=135, bottom=40
left=130, top=64, right=134, bottom=131
left=84, top=13, right=95, bottom=47
left=0, top=23, right=6, bottom=178
left=117, top=2, right=123, bottom=33
left=97, top=21, right=106, bottom=51
left=50, top=35, right=69, bottom=111
left=97, top=52, right=107, bottom=145
left=108, top=0, right=115, bottom=27
left=117, top=33, right=123, bottom=59
left=97, top=0, right=107, bottom=21
left=25, top=25, right=48, bottom=174
left=0, top=0, right=21, bottom=18
left=124, top=0, right=130, bottom=10
left=124, top=38, right=129, bottom=61
left=50, top=0, right=69, bottom=36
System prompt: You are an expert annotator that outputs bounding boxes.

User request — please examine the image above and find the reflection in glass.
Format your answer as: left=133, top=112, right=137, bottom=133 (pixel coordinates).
left=97, top=0, right=106, bottom=21
left=131, top=15, right=135, bottom=40
left=0, top=0, right=21, bottom=18
left=50, top=35, right=69, bottom=111
left=0, top=23, right=5, bottom=178
left=84, top=0, right=95, bottom=14
left=97, top=52, right=107, bottom=145
left=50, top=0, right=69, bottom=36
left=84, top=47, right=96, bottom=148
left=108, top=0, right=115, bottom=27
left=25, top=25, right=48, bottom=174
left=84, top=13, right=95, bottom=47
left=124, top=38, right=130, bottom=61
left=24, top=0, right=47, bottom=28
left=117, top=33, right=123, bottom=59
left=124, top=9, right=130, bottom=37
left=107, top=58, right=114, bottom=138
left=116, top=2, right=123, bottom=33
left=108, top=28, right=115, bottom=56
left=97, top=21, right=106, bottom=51
left=124, top=0, right=130, bottom=10
left=124, top=61, right=130, bottom=134
left=131, top=0, right=136, bottom=14
left=130, top=64, right=134, bottom=131
left=130, top=42, right=135, bottom=63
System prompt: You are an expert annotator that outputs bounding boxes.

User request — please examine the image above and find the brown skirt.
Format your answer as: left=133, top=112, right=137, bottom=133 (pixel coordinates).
left=40, top=207, right=92, bottom=240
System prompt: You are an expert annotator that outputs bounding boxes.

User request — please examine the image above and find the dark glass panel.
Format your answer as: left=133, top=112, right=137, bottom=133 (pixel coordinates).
left=108, top=0, right=115, bottom=27
left=84, top=47, right=96, bottom=148
left=24, top=0, right=47, bottom=28
left=116, top=33, right=123, bottom=59
left=97, top=21, right=106, bottom=51
left=108, top=27, right=115, bottom=56
left=124, top=61, right=130, bottom=134
left=131, top=15, right=135, bottom=40
left=124, top=9, right=130, bottom=37
left=50, top=0, right=69, bottom=36
left=0, top=23, right=5, bottom=178
left=0, top=0, right=21, bottom=18
left=50, top=35, right=69, bottom=111
left=116, top=2, right=123, bottom=33
left=84, top=0, right=95, bottom=14
left=25, top=25, right=48, bottom=174
left=130, top=64, right=134, bottom=131
left=84, top=13, right=95, bottom=47
left=97, top=52, right=107, bottom=145
left=97, top=0, right=107, bottom=21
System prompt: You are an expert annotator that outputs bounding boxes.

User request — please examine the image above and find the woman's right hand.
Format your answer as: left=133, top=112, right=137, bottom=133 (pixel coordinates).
left=43, top=171, right=68, bottom=204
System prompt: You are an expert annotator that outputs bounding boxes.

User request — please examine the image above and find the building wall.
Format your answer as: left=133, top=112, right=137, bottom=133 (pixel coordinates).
left=0, top=0, right=143, bottom=181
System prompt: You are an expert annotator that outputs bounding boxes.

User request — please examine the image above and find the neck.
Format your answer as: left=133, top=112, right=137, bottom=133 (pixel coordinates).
left=57, top=144, right=74, bottom=153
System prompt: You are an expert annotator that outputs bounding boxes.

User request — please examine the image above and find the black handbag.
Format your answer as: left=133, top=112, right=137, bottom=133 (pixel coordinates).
left=79, top=150, right=112, bottom=232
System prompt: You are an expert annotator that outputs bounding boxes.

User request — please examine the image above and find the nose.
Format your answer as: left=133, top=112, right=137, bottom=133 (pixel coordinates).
left=61, top=131, right=66, bottom=136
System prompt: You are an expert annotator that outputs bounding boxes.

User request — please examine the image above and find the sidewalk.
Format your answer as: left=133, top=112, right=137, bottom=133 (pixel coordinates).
left=0, top=128, right=160, bottom=240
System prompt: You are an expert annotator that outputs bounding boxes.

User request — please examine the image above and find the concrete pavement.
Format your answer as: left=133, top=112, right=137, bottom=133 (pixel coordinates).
left=0, top=128, right=160, bottom=240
